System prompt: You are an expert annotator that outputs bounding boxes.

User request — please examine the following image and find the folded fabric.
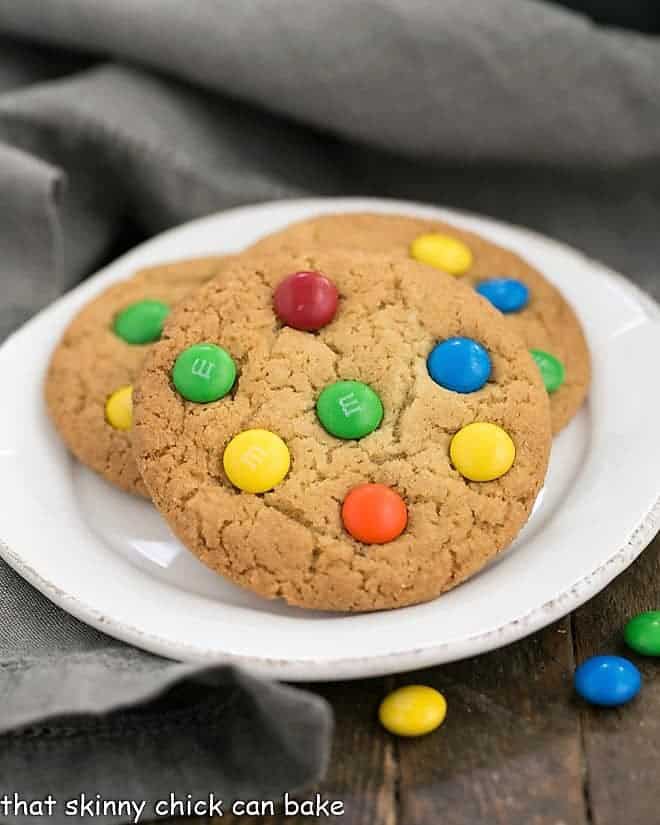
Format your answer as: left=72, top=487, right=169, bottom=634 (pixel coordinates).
left=0, top=561, right=331, bottom=825
left=2, top=1, right=660, bottom=310
left=2, top=0, right=660, bottom=165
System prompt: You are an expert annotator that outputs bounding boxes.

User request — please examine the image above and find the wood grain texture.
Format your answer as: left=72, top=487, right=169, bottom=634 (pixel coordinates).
left=395, top=620, right=586, bottom=825
left=169, top=535, right=660, bottom=825
left=573, top=533, right=660, bottom=825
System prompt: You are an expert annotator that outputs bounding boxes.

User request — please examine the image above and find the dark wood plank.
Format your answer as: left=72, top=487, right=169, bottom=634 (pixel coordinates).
left=396, top=619, right=587, bottom=825
left=573, top=532, right=660, bottom=825
left=219, top=677, right=395, bottom=825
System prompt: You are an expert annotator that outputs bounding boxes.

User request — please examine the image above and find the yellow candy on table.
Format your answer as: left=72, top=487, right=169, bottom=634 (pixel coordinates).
left=410, top=233, right=473, bottom=275
left=223, top=428, right=290, bottom=494
left=450, top=422, right=515, bottom=482
left=379, top=685, right=447, bottom=737
left=105, top=385, right=133, bottom=431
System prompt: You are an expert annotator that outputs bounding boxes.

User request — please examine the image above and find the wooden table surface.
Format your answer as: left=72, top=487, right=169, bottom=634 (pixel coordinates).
left=187, top=530, right=660, bottom=825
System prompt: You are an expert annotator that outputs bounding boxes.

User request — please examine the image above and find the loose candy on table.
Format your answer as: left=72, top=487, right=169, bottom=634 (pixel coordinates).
left=574, top=655, right=641, bottom=707
left=223, top=428, right=290, bottom=494
left=624, top=611, right=660, bottom=656
left=476, top=278, right=530, bottom=314
left=105, top=385, right=133, bottom=431
left=379, top=685, right=447, bottom=737
left=410, top=233, right=473, bottom=275
left=113, top=299, right=170, bottom=344
left=450, top=422, right=515, bottom=482
left=342, top=483, right=407, bottom=544
left=427, top=337, right=491, bottom=393
left=316, top=380, right=383, bottom=439
left=530, top=349, right=565, bottom=394
left=172, top=343, right=237, bottom=403
left=273, top=270, right=339, bottom=331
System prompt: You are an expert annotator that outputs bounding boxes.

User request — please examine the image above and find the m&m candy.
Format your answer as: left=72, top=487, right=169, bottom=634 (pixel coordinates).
left=379, top=685, right=447, bottom=737
left=450, top=422, right=515, bottom=482
left=342, top=483, right=407, bottom=544
left=113, top=299, right=170, bottom=344
left=476, top=278, right=529, bottom=314
left=427, top=337, right=491, bottom=393
left=624, top=611, right=660, bottom=656
left=105, top=385, right=133, bottom=430
left=574, top=655, right=641, bottom=707
left=316, top=380, right=383, bottom=439
left=223, top=429, right=290, bottom=493
left=531, top=349, right=565, bottom=394
left=410, top=233, right=472, bottom=275
left=172, top=343, right=236, bottom=403
left=273, top=270, right=339, bottom=331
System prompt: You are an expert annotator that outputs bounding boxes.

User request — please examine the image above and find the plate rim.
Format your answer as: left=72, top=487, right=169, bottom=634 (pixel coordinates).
left=1, top=196, right=659, bottom=681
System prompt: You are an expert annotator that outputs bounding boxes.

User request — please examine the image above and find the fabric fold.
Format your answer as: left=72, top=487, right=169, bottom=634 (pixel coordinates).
left=1, top=0, right=660, bottom=166
left=0, top=562, right=332, bottom=824
left=0, top=61, right=353, bottom=312
left=0, top=140, right=63, bottom=336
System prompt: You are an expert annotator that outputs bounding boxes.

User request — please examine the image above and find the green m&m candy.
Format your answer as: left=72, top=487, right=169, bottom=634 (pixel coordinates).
left=316, top=380, right=383, bottom=440
left=172, top=343, right=236, bottom=403
left=624, top=611, right=660, bottom=656
left=530, top=349, right=565, bottom=394
left=113, top=299, right=170, bottom=344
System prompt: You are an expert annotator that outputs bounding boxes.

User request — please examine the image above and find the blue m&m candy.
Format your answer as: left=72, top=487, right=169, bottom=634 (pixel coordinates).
left=427, top=337, right=491, bottom=393
left=476, top=279, right=529, bottom=314
left=574, top=655, right=641, bottom=707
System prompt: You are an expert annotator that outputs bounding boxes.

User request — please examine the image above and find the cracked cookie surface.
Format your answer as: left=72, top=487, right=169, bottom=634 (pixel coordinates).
left=248, top=213, right=591, bottom=434
left=134, top=251, right=552, bottom=611
left=45, top=257, right=227, bottom=496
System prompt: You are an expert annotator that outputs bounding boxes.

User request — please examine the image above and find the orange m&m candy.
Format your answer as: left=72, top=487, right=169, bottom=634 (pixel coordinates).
left=342, top=483, right=408, bottom=544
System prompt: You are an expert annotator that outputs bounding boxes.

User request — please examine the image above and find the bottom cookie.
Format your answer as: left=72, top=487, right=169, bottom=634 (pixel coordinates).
left=45, top=257, right=227, bottom=496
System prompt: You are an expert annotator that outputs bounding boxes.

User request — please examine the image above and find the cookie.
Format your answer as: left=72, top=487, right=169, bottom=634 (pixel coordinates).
left=45, top=257, right=227, bottom=496
left=133, top=251, right=552, bottom=611
left=248, top=213, right=590, bottom=433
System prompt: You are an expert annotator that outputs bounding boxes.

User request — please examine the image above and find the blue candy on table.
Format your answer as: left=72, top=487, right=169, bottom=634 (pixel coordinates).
left=574, top=655, right=641, bottom=707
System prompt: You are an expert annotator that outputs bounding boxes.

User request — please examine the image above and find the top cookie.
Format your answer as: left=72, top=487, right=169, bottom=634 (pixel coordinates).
left=248, top=213, right=590, bottom=433
left=133, top=250, right=551, bottom=611
left=45, top=257, right=227, bottom=496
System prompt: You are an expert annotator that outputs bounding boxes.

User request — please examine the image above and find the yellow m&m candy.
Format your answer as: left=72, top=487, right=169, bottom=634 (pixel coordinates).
left=379, top=685, right=447, bottom=737
left=223, top=429, right=290, bottom=493
left=450, top=422, right=515, bottom=482
left=105, top=385, right=133, bottom=431
left=410, top=233, right=473, bottom=275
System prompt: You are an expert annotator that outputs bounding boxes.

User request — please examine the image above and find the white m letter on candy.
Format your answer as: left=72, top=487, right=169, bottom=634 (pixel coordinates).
left=191, top=358, right=215, bottom=379
left=240, top=445, right=268, bottom=470
left=338, top=392, right=361, bottom=417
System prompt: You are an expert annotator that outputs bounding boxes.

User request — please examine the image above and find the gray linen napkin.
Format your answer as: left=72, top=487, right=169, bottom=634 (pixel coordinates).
left=1, top=0, right=660, bottom=817
left=2, top=1, right=660, bottom=313
left=0, top=560, right=332, bottom=824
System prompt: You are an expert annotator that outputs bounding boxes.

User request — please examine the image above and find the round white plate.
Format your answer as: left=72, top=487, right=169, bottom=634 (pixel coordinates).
left=1, top=198, right=659, bottom=681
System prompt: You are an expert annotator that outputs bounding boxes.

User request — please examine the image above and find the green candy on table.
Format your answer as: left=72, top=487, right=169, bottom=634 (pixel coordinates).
left=624, top=611, right=660, bottom=656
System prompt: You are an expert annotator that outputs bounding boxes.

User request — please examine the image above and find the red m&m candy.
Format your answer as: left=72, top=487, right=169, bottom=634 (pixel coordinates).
left=274, top=271, right=339, bottom=331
